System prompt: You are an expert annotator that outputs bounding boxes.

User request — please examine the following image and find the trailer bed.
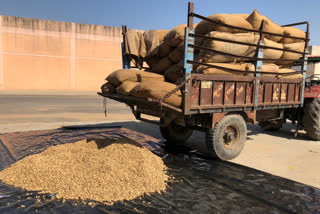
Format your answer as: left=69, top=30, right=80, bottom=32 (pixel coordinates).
left=185, top=74, right=303, bottom=114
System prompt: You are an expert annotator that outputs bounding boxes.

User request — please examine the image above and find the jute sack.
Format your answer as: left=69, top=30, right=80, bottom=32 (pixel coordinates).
left=246, top=9, right=284, bottom=42
left=195, top=14, right=252, bottom=36
left=263, top=39, right=283, bottom=61
left=130, top=81, right=182, bottom=107
left=145, top=56, right=161, bottom=69
left=101, top=82, right=116, bottom=94
left=168, top=43, right=185, bottom=63
left=276, top=69, right=302, bottom=79
left=152, top=57, right=174, bottom=74
left=196, top=63, right=299, bottom=79
left=149, top=41, right=172, bottom=57
left=246, top=63, right=302, bottom=79
left=139, top=32, right=147, bottom=58
left=279, top=42, right=305, bottom=66
left=281, top=27, right=306, bottom=44
left=158, top=42, right=172, bottom=57
left=125, top=32, right=140, bottom=57
left=164, top=24, right=187, bottom=47
left=245, top=36, right=283, bottom=62
left=144, top=30, right=169, bottom=57
left=106, top=69, right=164, bottom=87
left=198, top=32, right=255, bottom=63
left=246, top=64, right=301, bottom=79
left=233, top=14, right=249, bottom=19
left=124, top=32, right=146, bottom=68
left=196, top=63, right=248, bottom=75
left=245, top=63, right=279, bottom=73
left=164, top=61, right=184, bottom=83
left=157, top=30, right=170, bottom=43
left=116, top=81, right=140, bottom=95
left=196, top=62, right=279, bottom=75
left=247, top=67, right=301, bottom=79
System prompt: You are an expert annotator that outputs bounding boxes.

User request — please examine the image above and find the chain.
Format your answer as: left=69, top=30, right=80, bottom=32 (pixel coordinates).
left=103, top=97, right=107, bottom=117
left=157, top=78, right=190, bottom=104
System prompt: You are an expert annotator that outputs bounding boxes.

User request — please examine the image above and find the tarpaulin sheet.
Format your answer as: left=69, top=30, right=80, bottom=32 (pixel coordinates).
left=0, top=126, right=319, bottom=214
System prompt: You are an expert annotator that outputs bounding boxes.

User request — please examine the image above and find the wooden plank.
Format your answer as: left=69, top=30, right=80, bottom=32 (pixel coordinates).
left=235, top=82, right=246, bottom=105
left=273, top=83, right=281, bottom=103
left=258, top=82, right=264, bottom=104
left=224, top=82, right=235, bottom=105
left=281, top=83, right=288, bottom=102
left=190, top=80, right=200, bottom=107
left=200, top=81, right=212, bottom=106
left=288, top=84, right=295, bottom=102
left=213, top=81, right=224, bottom=106
left=246, top=82, right=253, bottom=105
left=295, top=84, right=300, bottom=102
left=264, top=83, right=272, bottom=103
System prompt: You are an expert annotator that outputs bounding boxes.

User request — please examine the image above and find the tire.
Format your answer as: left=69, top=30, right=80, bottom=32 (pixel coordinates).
left=259, top=120, right=283, bottom=131
left=159, top=120, right=193, bottom=146
left=206, top=114, right=247, bottom=160
left=303, top=98, right=320, bottom=140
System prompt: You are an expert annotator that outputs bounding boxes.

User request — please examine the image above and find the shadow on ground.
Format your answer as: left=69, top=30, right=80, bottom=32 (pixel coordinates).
left=63, top=120, right=314, bottom=155
left=0, top=122, right=319, bottom=213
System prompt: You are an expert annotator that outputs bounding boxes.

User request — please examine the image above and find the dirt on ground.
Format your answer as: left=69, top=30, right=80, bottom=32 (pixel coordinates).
left=0, top=138, right=169, bottom=204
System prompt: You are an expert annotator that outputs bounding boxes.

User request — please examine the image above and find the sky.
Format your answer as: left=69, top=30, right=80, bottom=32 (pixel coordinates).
left=0, top=0, right=319, bottom=45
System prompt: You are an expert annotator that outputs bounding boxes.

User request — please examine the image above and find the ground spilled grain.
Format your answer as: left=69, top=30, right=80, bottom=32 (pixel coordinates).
left=0, top=138, right=169, bottom=204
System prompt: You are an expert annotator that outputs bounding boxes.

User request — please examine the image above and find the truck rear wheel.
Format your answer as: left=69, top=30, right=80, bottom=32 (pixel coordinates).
left=159, top=120, right=193, bottom=146
left=206, top=114, right=247, bottom=160
left=303, top=98, right=320, bottom=140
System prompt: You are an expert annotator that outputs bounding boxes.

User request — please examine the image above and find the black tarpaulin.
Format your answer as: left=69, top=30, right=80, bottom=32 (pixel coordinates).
left=0, top=127, right=319, bottom=214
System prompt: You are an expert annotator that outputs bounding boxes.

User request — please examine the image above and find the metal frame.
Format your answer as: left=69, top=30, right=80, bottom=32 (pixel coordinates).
left=182, top=1, right=309, bottom=115
left=253, top=20, right=266, bottom=110
left=300, top=24, right=310, bottom=106
left=121, top=25, right=131, bottom=69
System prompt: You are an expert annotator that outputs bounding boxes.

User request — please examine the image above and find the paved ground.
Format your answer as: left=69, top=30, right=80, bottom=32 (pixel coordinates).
left=0, top=93, right=135, bottom=123
left=0, top=93, right=319, bottom=189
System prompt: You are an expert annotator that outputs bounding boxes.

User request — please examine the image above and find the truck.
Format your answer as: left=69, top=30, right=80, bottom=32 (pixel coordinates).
left=99, top=2, right=319, bottom=160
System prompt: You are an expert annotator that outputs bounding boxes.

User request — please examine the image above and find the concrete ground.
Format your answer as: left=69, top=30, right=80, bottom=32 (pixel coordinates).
left=0, top=92, right=135, bottom=123
left=0, top=93, right=319, bottom=189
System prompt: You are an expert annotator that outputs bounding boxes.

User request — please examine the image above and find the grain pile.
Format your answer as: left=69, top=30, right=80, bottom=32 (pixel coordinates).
left=101, top=9, right=306, bottom=107
left=0, top=138, right=169, bottom=204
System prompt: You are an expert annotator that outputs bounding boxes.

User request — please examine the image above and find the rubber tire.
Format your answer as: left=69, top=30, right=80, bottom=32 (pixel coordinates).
left=160, top=120, right=193, bottom=146
left=206, top=114, right=247, bottom=160
left=303, top=98, right=320, bottom=140
left=259, top=120, right=283, bottom=131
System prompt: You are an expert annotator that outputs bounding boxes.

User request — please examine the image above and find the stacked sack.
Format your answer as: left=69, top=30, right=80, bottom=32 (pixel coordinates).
left=101, top=69, right=183, bottom=107
left=101, top=9, right=306, bottom=107
left=193, top=10, right=306, bottom=77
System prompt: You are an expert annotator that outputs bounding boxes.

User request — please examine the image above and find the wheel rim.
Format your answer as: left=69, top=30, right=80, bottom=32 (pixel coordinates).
left=223, top=124, right=240, bottom=150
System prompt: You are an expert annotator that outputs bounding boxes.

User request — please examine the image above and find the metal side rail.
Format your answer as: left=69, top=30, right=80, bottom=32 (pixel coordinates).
left=97, top=92, right=183, bottom=113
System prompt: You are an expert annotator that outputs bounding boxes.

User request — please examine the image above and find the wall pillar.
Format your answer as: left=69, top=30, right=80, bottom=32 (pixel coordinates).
left=70, top=22, right=76, bottom=89
left=0, top=16, right=4, bottom=89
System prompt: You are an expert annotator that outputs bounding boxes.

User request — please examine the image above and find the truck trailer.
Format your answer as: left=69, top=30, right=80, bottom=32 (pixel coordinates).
left=99, top=2, right=319, bottom=160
